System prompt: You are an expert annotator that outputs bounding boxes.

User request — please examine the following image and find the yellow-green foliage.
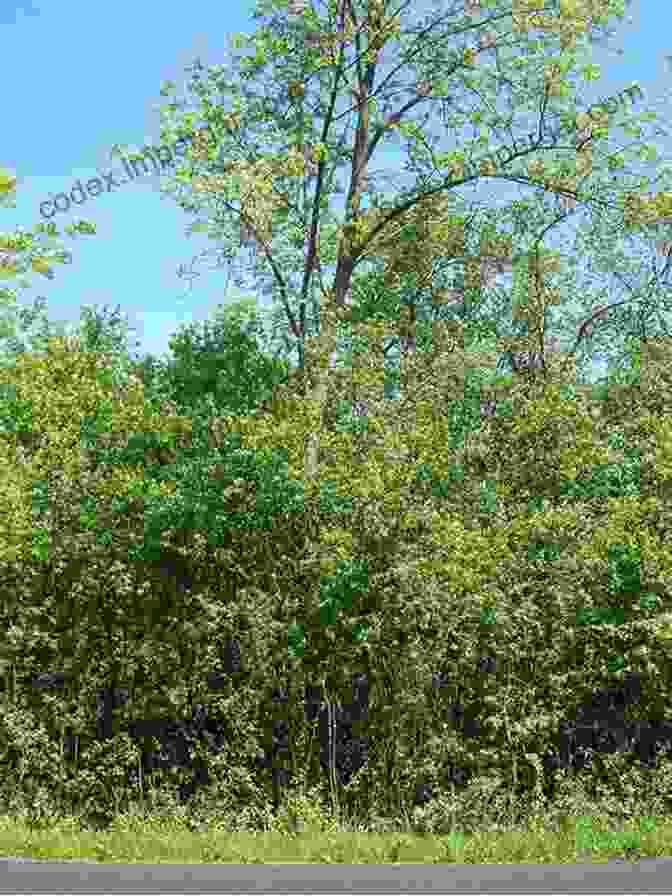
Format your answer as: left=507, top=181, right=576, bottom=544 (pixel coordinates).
left=3, top=302, right=672, bottom=828
left=0, top=334, right=194, bottom=568
left=203, top=312, right=672, bottom=723
left=212, top=320, right=665, bottom=605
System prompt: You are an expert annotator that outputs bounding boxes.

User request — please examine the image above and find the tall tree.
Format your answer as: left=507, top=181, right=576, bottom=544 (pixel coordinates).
left=99, top=0, right=672, bottom=691
left=110, top=0, right=672, bottom=473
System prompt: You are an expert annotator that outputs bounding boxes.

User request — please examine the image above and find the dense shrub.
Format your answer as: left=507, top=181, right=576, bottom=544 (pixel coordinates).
left=2, top=311, right=672, bottom=833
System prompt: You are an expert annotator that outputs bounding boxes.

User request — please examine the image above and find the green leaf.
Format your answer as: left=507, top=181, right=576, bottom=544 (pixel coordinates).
left=580, top=63, right=601, bottom=81
left=351, top=622, right=369, bottom=643
left=30, top=526, right=51, bottom=563
left=287, top=622, right=306, bottom=658
left=636, top=144, right=659, bottom=162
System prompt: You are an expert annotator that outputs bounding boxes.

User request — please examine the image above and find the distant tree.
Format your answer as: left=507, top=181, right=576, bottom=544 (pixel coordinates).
left=128, top=296, right=295, bottom=420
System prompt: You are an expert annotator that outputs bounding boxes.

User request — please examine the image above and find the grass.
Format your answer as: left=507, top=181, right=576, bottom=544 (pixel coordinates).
left=1, top=772, right=672, bottom=864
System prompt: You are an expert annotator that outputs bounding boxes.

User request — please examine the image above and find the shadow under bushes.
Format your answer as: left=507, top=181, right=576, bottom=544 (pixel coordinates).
left=0, top=652, right=372, bottom=835
left=410, top=663, right=672, bottom=834
left=3, top=644, right=672, bottom=838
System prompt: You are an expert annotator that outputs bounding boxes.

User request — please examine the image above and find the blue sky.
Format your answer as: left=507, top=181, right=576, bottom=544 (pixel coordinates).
left=2, top=0, right=672, bottom=386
